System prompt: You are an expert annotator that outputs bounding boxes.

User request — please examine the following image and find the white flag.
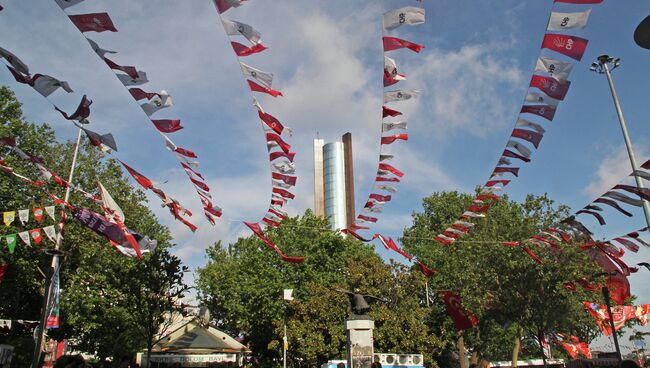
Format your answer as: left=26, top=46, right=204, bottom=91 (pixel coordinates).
left=44, top=206, right=56, bottom=221
left=506, top=140, right=532, bottom=158
left=462, top=211, right=486, bottom=218
left=547, top=9, right=591, bottom=31
left=453, top=220, right=475, bottom=228
left=384, top=89, right=420, bottom=103
left=222, top=19, right=261, bottom=44
left=272, top=180, right=292, bottom=189
left=436, top=234, right=456, bottom=243
left=535, top=56, right=574, bottom=81
left=117, top=71, right=148, bottom=86
left=364, top=206, right=384, bottom=213
left=498, top=157, right=511, bottom=166
left=86, top=38, right=117, bottom=58
left=176, top=154, right=200, bottom=168
left=383, top=7, right=425, bottom=31
left=18, top=209, right=29, bottom=225
left=374, top=184, right=397, bottom=193
left=18, top=231, right=30, bottom=245
left=515, top=118, right=546, bottom=134
left=273, top=162, right=295, bottom=174
left=0, top=46, right=29, bottom=75
left=163, top=135, right=178, bottom=152
left=98, top=182, right=125, bottom=224
left=240, top=62, right=273, bottom=89
left=382, top=120, right=408, bottom=132
left=32, top=74, right=73, bottom=97
left=379, top=153, right=394, bottom=161
left=141, top=90, right=173, bottom=116
left=384, top=55, right=406, bottom=81
left=43, top=225, right=56, bottom=242
left=525, top=91, right=558, bottom=107
left=55, top=0, right=85, bottom=9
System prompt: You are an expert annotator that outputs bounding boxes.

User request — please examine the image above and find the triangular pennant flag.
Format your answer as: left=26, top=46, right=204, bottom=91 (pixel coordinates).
left=5, top=234, right=17, bottom=253
left=18, top=209, right=29, bottom=225
left=44, top=206, right=56, bottom=221
left=3, top=211, right=15, bottom=226
left=32, top=208, right=44, bottom=223
left=43, top=225, right=56, bottom=242
left=30, top=229, right=43, bottom=245
left=18, top=231, right=30, bottom=246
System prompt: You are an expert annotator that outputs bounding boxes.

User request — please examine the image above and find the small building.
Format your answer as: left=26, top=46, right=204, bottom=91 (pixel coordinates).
left=137, top=316, right=250, bottom=367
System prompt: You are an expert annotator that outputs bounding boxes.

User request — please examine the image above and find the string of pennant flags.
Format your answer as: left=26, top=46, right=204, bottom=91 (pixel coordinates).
left=50, top=1, right=223, bottom=227
left=2, top=225, right=58, bottom=253
left=345, top=6, right=425, bottom=235
left=0, top=47, right=199, bottom=232
left=213, top=0, right=303, bottom=263
left=2, top=205, right=56, bottom=227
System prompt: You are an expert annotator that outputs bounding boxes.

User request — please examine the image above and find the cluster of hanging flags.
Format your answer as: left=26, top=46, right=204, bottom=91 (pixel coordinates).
left=0, top=45, right=198, bottom=232
left=212, top=0, right=302, bottom=262
left=349, top=6, right=424, bottom=235
left=2, top=205, right=57, bottom=226
left=2, top=225, right=58, bottom=253
left=0, top=139, right=156, bottom=259
left=53, top=0, right=222, bottom=226
left=431, top=0, right=599, bottom=248
left=583, top=302, right=650, bottom=336
left=540, top=334, right=592, bottom=359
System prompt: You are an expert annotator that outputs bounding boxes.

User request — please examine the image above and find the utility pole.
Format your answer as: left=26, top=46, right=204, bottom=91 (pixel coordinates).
left=31, top=128, right=83, bottom=368
left=601, top=287, right=622, bottom=362
left=590, top=55, right=650, bottom=232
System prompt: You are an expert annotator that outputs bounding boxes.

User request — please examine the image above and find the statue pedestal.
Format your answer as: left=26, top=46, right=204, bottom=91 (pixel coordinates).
left=346, top=318, right=374, bottom=368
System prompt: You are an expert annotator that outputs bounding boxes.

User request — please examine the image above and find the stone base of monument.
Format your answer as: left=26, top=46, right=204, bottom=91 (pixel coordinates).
left=346, top=318, right=375, bottom=368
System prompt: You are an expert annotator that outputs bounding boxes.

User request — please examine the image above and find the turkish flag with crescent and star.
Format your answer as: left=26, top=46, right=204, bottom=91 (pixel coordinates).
left=440, top=291, right=478, bottom=331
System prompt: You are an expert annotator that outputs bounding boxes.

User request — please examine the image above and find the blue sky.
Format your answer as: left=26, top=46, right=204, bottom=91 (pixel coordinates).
left=1, top=0, right=650, bottom=352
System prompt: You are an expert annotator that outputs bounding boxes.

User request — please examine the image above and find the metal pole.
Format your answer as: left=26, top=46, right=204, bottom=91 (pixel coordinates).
left=283, top=308, right=287, bottom=368
left=425, top=281, right=430, bottom=307
left=602, top=287, right=622, bottom=362
left=31, top=128, right=83, bottom=368
left=601, top=61, right=650, bottom=231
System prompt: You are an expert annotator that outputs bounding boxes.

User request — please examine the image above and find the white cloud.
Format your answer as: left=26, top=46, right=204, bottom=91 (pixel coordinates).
left=584, top=144, right=648, bottom=198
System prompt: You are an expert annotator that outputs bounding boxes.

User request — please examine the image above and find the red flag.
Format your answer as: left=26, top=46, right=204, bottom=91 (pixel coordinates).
left=613, top=238, right=640, bottom=253
left=258, top=110, right=284, bottom=134
left=555, top=0, right=602, bottom=3
left=594, top=198, right=633, bottom=217
left=418, top=261, right=436, bottom=277
left=501, top=241, right=520, bottom=247
left=547, top=228, right=571, bottom=243
left=248, top=80, right=282, bottom=97
left=215, top=0, right=246, bottom=13
left=369, top=193, right=391, bottom=202
left=530, top=75, right=571, bottom=100
left=521, top=245, right=544, bottom=265
left=271, top=172, right=297, bottom=186
left=576, top=209, right=606, bottom=225
left=174, top=146, right=197, bottom=158
left=383, top=36, right=424, bottom=53
left=468, top=204, right=490, bottom=213
left=503, top=149, right=531, bottom=163
left=357, top=214, right=378, bottom=223
left=263, top=217, right=281, bottom=228
left=341, top=229, right=374, bottom=242
left=6, top=65, right=31, bottom=84
left=476, top=193, right=500, bottom=201
left=541, top=34, right=589, bottom=61
left=266, top=133, right=291, bottom=153
left=511, top=129, right=543, bottom=148
left=272, top=187, right=295, bottom=199
left=190, top=178, right=210, bottom=192
left=268, top=208, right=287, bottom=219
left=485, top=179, right=510, bottom=187
left=231, top=41, right=267, bottom=56
left=152, top=119, right=183, bottom=133
left=30, top=229, right=43, bottom=245
left=381, top=134, right=408, bottom=145
left=55, top=95, right=92, bottom=122
left=0, top=137, right=16, bottom=147
left=0, top=264, right=7, bottom=283
left=244, top=221, right=305, bottom=263
left=378, top=163, right=404, bottom=177
left=181, top=162, right=204, bottom=180
left=452, top=224, right=472, bottom=233
left=613, top=184, right=650, bottom=202
left=271, top=199, right=285, bottom=206
left=440, top=291, right=478, bottom=331
left=382, top=105, right=402, bottom=117
left=493, top=167, right=520, bottom=177
left=375, top=234, right=413, bottom=260
left=103, top=57, right=138, bottom=79
left=270, top=151, right=296, bottom=162
left=521, top=105, right=556, bottom=121
left=129, top=88, right=159, bottom=101
left=375, top=176, right=400, bottom=183
left=33, top=207, right=44, bottom=223
left=69, top=13, right=118, bottom=33
left=435, top=236, right=454, bottom=245
left=119, top=160, right=153, bottom=189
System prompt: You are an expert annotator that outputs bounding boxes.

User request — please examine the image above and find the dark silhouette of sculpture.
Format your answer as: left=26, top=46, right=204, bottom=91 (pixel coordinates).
left=334, top=288, right=388, bottom=317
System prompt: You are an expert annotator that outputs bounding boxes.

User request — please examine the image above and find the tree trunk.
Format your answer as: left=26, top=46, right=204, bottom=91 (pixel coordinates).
left=512, top=328, right=521, bottom=368
left=537, top=332, right=547, bottom=368
left=457, top=333, right=467, bottom=368
left=470, top=329, right=481, bottom=365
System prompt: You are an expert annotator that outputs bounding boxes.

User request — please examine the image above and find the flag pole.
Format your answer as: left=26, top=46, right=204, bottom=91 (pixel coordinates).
left=590, top=55, right=650, bottom=232
left=601, top=286, right=622, bottom=362
left=31, top=127, right=83, bottom=368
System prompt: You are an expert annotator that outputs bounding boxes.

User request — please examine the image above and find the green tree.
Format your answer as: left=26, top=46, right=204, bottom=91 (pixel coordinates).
left=0, top=85, right=188, bottom=366
left=402, top=191, right=601, bottom=364
left=196, top=213, right=446, bottom=368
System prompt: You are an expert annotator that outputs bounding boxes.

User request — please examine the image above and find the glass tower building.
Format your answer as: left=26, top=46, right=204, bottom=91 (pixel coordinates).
left=313, top=133, right=355, bottom=230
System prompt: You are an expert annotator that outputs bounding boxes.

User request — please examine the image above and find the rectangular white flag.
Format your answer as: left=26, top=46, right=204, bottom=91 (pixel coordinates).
left=117, top=71, right=148, bottom=86
left=547, top=9, right=591, bottom=31
left=240, top=62, right=273, bottom=89
left=515, top=118, right=546, bottom=134
left=535, top=56, right=574, bottom=81
left=384, top=89, right=420, bottom=103
left=55, top=0, right=85, bottom=9
left=222, top=19, right=261, bottom=44
left=32, top=74, right=73, bottom=97
left=525, top=91, right=559, bottom=107
left=382, top=121, right=408, bottom=132
left=383, top=7, right=425, bottom=31
left=141, top=91, right=173, bottom=116
left=384, top=56, right=405, bottom=80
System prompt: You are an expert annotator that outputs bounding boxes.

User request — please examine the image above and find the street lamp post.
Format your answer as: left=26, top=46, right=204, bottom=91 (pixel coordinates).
left=590, top=55, right=650, bottom=232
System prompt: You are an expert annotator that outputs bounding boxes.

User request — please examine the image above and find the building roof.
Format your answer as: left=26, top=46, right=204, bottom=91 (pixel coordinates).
left=153, top=319, right=250, bottom=354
